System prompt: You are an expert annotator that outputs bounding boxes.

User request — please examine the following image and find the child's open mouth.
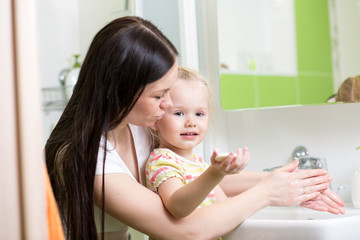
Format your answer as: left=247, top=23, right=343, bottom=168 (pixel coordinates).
left=180, top=132, right=198, bottom=136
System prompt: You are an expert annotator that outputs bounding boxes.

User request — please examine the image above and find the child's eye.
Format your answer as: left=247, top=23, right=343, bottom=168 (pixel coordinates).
left=174, top=111, right=184, bottom=116
left=196, top=112, right=205, bottom=117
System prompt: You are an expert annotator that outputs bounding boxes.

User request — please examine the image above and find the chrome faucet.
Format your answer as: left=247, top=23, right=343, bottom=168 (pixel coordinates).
left=263, top=146, right=329, bottom=173
left=291, top=146, right=328, bottom=170
left=297, top=156, right=328, bottom=170
left=291, top=146, right=331, bottom=189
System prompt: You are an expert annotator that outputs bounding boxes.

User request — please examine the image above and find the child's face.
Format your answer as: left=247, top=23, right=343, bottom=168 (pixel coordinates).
left=155, top=79, right=209, bottom=153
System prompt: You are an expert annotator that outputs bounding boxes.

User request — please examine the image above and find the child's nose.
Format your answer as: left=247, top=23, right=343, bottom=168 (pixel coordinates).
left=185, top=117, right=196, bottom=127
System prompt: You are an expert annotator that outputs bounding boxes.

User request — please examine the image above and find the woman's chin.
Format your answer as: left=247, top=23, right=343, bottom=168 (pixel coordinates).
left=144, top=120, right=157, bottom=128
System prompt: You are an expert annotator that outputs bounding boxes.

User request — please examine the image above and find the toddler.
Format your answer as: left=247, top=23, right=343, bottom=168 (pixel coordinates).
left=146, top=67, right=250, bottom=226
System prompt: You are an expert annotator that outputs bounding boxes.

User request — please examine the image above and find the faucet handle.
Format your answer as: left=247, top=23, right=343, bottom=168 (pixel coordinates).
left=291, top=145, right=309, bottom=161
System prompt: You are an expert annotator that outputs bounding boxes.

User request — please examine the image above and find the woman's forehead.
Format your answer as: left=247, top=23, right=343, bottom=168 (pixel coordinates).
left=144, top=62, right=178, bottom=93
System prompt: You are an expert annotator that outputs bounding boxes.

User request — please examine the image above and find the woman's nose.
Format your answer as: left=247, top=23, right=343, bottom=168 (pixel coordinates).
left=160, top=92, right=173, bottom=109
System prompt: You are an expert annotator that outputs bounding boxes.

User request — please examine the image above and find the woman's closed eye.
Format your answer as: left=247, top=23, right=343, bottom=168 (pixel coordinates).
left=155, top=93, right=165, bottom=100
left=155, top=89, right=170, bottom=100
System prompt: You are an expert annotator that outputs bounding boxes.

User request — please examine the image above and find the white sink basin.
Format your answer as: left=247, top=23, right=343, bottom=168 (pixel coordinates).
left=223, top=203, right=360, bottom=240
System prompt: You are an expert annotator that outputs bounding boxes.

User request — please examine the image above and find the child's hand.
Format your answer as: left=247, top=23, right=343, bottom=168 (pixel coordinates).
left=210, top=148, right=250, bottom=175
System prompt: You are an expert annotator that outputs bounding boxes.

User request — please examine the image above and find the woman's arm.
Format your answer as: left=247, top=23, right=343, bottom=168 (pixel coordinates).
left=220, top=167, right=345, bottom=214
left=158, top=165, right=225, bottom=218
left=94, top=173, right=227, bottom=240
left=94, top=173, right=268, bottom=240
left=94, top=160, right=331, bottom=240
left=219, top=171, right=268, bottom=197
left=214, top=185, right=228, bottom=202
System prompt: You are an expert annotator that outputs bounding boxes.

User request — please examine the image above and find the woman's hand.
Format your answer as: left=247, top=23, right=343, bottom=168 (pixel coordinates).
left=258, top=160, right=332, bottom=207
left=210, top=148, right=250, bottom=175
left=300, top=188, right=345, bottom=214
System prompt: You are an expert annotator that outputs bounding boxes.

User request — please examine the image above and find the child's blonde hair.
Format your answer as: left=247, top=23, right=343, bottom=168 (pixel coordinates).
left=336, top=75, right=360, bottom=102
left=147, top=66, right=213, bottom=150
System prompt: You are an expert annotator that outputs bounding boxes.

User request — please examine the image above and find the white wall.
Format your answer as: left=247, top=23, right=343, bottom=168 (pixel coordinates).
left=78, top=0, right=135, bottom=56
left=38, top=0, right=80, bottom=143
left=140, top=0, right=180, bottom=45
left=138, top=0, right=182, bottom=63
left=37, top=0, right=80, bottom=88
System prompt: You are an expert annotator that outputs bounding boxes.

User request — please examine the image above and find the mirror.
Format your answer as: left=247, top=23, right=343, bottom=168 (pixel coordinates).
left=217, top=0, right=360, bottom=110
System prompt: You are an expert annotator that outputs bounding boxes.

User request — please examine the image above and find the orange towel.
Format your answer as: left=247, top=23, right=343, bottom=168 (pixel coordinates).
left=44, top=168, right=65, bottom=240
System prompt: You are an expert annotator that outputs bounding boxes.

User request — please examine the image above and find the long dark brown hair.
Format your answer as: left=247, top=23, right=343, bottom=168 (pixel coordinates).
left=45, top=16, right=177, bottom=240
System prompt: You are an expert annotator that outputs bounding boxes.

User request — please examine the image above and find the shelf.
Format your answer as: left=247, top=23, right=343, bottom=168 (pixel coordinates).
left=42, top=87, right=67, bottom=112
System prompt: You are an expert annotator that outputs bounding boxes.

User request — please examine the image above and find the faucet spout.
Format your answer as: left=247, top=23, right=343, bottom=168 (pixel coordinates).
left=298, top=156, right=328, bottom=171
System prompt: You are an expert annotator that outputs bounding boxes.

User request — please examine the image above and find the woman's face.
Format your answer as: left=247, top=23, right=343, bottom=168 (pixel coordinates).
left=126, top=60, right=178, bottom=127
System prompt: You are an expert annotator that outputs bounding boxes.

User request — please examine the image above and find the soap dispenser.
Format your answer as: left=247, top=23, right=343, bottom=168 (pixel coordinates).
left=351, top=167, right=360, bottom=208
left=65, top=54, right=81, bottom=100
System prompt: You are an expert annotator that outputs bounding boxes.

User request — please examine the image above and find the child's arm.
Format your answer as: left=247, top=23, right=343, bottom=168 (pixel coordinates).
left=158, top=148, right=249, bottom=218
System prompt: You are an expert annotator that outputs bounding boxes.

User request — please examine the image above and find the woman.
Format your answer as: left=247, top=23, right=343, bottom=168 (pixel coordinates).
left=45, top=16, right=344, bottom=240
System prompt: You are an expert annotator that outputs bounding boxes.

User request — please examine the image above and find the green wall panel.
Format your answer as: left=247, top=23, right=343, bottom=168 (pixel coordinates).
left=257, top=76, right=297, bottom=107
left=299, top=75, right=334, bottom=104
left=220, top=74, right=255, bottom=110
left=295, top=0, right=333, bottom=72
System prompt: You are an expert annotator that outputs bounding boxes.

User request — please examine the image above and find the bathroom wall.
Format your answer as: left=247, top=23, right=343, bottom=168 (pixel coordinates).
left=139, top=0, right=181, bottom=56
left=38, top=0, right=79, bottom=143
left=37, top=0, right=80, bottom=88
left=219, top=102, right=360, bottom=202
